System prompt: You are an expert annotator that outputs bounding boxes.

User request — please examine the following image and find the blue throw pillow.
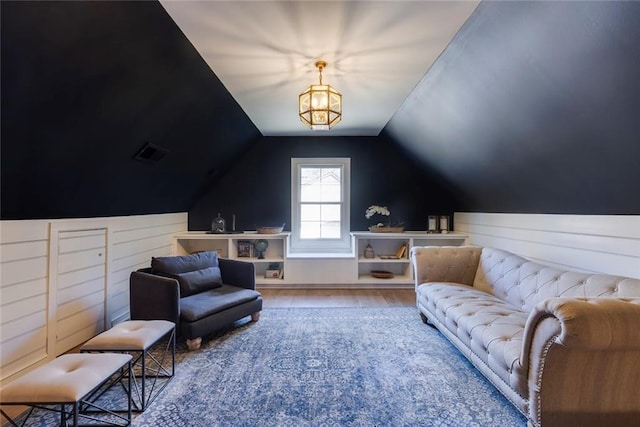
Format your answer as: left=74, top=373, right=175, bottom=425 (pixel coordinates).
left=151, top=251, right=219, bottom=274
left=173, top=266, right=222, bottom=296
left=151, top=251, right=222, bottom=296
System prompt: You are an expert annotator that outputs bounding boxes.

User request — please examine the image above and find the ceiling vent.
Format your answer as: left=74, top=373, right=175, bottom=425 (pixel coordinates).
left=133, top=142, right=169, bottom=164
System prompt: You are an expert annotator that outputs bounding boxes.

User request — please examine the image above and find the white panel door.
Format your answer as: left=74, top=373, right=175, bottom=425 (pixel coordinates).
left=54, top=228, right=107, bottom=355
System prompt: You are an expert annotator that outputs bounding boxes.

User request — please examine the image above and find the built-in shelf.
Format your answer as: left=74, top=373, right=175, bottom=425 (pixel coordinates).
left=173, top=231, right=467, bottom=287
left=174, top=232, right=289, bottom=285
left=352, top=231, right=468, bottom=285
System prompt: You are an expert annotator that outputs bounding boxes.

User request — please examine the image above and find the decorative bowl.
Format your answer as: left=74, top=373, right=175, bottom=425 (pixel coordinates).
left=257, top=224, right=285, bottom=234
left=370, top=270, right=394, bottom=279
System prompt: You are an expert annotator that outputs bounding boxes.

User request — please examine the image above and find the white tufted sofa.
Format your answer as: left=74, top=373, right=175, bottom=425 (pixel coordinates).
left=411, top=246, right=640, bottom=427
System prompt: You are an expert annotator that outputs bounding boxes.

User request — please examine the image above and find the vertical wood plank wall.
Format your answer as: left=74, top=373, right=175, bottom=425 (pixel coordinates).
left=454, top=213, right=640, bottom=279
left=0, top=212, right=187, bottom=384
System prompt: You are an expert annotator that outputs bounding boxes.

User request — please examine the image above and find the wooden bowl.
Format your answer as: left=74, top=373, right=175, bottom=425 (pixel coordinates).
left=257, top=225, right=285, bottom=234
left=370, top=270, right=394, bottom=279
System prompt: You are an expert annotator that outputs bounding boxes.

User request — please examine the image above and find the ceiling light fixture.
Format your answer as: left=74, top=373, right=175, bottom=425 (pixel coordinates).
left=299, top=61, right=342, bottom=130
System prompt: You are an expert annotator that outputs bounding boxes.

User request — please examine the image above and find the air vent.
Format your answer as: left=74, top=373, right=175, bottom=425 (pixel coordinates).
left=133, top=142, right=168, bottom=164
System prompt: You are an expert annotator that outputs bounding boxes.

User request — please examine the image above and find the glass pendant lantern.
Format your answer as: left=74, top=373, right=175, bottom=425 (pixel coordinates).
left=299, top=61, right=342, bottom=130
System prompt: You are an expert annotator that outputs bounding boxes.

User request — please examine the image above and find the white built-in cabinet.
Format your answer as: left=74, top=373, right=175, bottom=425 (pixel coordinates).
left=174, top=231, right=467, bottom=287
left=174, top=232, right=289, bottom=285
left=353, top=232, right=468, bottom=284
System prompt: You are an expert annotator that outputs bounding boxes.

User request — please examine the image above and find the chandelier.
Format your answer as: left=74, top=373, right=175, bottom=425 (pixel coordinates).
left=299, top=61, right=342, bottom=130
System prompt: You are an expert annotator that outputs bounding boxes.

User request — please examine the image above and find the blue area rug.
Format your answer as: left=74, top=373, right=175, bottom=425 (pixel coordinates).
left=13, top=307, right=526, bottom=426
left=138, top=307, right=526, bottom=426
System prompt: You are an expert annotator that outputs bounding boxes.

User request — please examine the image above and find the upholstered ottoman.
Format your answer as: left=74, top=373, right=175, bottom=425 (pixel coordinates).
left=0, top=353, right=132, bottom=427
left=80, top=320, right=175, bottom=411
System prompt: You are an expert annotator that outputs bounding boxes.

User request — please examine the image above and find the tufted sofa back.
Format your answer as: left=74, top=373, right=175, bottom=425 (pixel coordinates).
left=473, top=247, right=640, bottom=313
left=411, top=246, right=483, bottom=287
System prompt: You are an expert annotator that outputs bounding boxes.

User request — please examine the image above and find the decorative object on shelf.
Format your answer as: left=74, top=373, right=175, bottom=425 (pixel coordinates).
left=378, top=243, right=407, bottom=259
left=363, top=243, right=375, bottom=259
left=365, top=205, right=404, bottom=232
left=440, top=216, right=450, bottom=234
left=254, top=239, right=269, bottom=259
left=370, top=270, right=394, bottom=279
left=365, top=205, right=390, bottom=222
left=210, top=213, right=226, bottom=233
left=299, top=60, right=342, bottom=130
left=427, top=216, right=439, bottom=233
left=227, top=214, right=243, bottom=233
left=237, top=240, right=252, bottom=257
left=265, top=262, right=283, bottom=279
left=257, top=224, right=285, bottom=234
left=395, top=243, right=408, bottom=259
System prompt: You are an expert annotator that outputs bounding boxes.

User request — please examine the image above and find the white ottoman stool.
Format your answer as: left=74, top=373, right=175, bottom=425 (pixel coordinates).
left=80, top=320, right=175, bottom=411
left=0, top=353, right=132, bottom=427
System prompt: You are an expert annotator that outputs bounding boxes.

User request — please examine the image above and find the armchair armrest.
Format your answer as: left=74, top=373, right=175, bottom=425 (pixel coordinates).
left=219, top=257, right=256, bottom=290
left=129, top=271, right=180, bottom=324
left=410, top=246, right=482, bottom=287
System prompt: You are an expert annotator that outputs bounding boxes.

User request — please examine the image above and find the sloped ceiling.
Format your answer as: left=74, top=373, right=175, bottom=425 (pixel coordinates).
left=160, top=0, right=479, bottom=136
left=1, top=1, right=261, bottom=219
left=385, top=0, right=640, bottom=214
left=2, top=1, right=639, bottom=220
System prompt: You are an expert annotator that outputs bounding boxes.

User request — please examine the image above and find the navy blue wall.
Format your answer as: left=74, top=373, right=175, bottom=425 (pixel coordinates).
left=3, top=1, right=639, bottom=223
left=1, top=1, right=260, bottom=219
left=385, top=1, right=640, bottom=214
left=188, top=136, right=458, bottom=232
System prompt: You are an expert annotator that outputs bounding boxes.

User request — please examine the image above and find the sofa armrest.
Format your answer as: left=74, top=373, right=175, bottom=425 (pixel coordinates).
left=219, top=257, right=256, bottom=290
left=129, top=271, right=180, bottom=324
left=521, top=297, right=640, bottom=426
left=523, top=297, right=640, bottom=355
left=410, top=246, right=482, bottom=287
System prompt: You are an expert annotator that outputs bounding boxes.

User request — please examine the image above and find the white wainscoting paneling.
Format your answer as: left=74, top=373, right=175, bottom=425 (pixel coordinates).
left=0, top=213, right=187, bottom=384
left=0, top=220, right=50, bottom=385
left=108, top=213, right=187, bottom=324
left=454, top=213, right=640, bottom=279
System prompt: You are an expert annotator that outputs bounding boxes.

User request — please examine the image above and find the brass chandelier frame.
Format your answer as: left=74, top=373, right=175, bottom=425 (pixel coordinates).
left=299, top=61, right=342, bottom=130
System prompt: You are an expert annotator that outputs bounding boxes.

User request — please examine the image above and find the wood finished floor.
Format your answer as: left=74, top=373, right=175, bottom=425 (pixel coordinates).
left=257, top=288, right=416, bottom=308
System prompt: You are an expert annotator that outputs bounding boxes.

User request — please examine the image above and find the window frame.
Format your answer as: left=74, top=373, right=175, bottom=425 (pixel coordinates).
left=290, top=157, right=351, bottom=255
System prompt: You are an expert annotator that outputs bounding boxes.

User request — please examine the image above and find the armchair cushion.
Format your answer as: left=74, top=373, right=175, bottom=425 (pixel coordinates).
left=152, top=251, right=222, bottom=296
left=180, top=285, right=261, bottom=322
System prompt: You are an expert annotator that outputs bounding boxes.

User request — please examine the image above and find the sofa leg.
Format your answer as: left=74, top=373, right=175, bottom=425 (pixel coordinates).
left=186, top=337, right=202, bottom=351
left=251, top=311, right=261, bottom=322
left=420, top=312, right=429, bottom=324
left=420, top=312, right=437, bottom=329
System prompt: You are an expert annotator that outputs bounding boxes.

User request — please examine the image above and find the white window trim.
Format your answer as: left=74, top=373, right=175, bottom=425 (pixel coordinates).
left=289, top=157, right=353, bottom=257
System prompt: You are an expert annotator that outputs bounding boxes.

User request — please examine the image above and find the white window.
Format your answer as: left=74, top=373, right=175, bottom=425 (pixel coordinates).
left=290, top=158, right=352, bottom=255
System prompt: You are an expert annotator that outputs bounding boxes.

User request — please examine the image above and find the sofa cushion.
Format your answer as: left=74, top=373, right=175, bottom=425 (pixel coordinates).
left=417, top=282, right=528, bottom=397
left=173, top=266, right=222, bottom=297
left=152, top=251, right=218, bottom=275
left=180, top=285, right=261, bottom=322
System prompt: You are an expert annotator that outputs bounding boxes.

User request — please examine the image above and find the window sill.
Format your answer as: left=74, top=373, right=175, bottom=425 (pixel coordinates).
left=286, top=251, right=356, bottom=259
